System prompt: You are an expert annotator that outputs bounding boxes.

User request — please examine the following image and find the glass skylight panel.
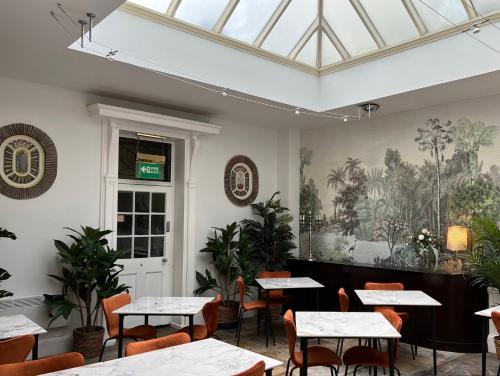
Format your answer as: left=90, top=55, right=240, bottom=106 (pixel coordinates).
left=321, top=32, right=342, bottom=66
left=323, top=0, right=377, bottom=57
left=471, top=0, right=500, bottom=14
left=128, top=0, right=172, bottom=13
left=295, top=32, right=317, bottom=67
left=360, top=0, right=419, bottom=45
left=413, top=0, right=468, bottom=31
left=262, top=0, right=318, bottom=57
left=175, top=0, right=230, bottom=30
left=222, top=0, right=281, bottom=44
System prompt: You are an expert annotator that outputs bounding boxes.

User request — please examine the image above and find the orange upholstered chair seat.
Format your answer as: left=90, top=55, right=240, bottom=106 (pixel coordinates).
left=177, top=325, right=208, bottom=340
left=119, top=325, right=157, bottom=340
left=492, top=311, right=500, bottom=332
left=233, top=360, right=265, bottom=376
left=338, top=287, right=349, bottom=312
left=293, top=346, right=342, bottom=367
left=0, top=335, right=35, bottom=365
left=242, top=299, right=267, bottom=311
left=177, top=294, right=221, bottom=341
left=125, top=333, right=190, bottom=356
left=0, top=352, right=84, bottom=376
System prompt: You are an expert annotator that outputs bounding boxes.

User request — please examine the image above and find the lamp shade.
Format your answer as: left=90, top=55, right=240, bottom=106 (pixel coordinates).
left=446, top=226, right=470, bottom=252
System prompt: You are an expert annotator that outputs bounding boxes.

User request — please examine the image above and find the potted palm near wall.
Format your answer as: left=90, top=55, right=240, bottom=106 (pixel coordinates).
left=241, top=192, right=296, bottom=271
left=0, top=227, right=16, bottom=298
left=44, top=226, right=129, bottom=359
left=194, top=222, right=255, bottom=327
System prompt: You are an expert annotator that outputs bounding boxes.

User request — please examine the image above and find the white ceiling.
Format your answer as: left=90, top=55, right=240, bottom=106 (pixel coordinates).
left=1, top=0, right=500, bottom=131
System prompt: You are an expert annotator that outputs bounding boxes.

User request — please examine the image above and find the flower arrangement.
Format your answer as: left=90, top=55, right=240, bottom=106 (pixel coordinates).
left=409, top=229, right=440, bottom=271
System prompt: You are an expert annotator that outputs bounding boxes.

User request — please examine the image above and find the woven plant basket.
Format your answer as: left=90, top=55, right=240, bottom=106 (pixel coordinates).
left=495, top=336, right=500, bottom=360
left=73, top=326, right=104, bottom=359
left=218, top=300, right=239, bottom=325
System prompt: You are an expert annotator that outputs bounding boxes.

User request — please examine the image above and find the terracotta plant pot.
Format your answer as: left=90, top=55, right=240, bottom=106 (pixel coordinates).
left=73, top=326, right=104, bottom=359
left=495, top=336, right=500, bottom=360
left=218, top=300, right=239, bottom=329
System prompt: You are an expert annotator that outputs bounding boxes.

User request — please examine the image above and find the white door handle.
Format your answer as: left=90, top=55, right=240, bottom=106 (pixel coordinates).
left=162, top=257, right=168, bottom=263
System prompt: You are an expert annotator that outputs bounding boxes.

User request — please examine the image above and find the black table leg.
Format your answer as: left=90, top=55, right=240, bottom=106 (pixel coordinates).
left=189, top=315, right=194, bottom=340
left=432, top=307, right=437, bottom=376
left=387, top=338, right=394, bottom=376
left=32, top=334, right=39, bottom=360
left=118, top=314, right=124, bottom=358
left=316, top=289, right=321, bottom=344
left=265, top=291, right=270, bottom=347
left=144, top=314, right=149, bottom=325
left=265, top=370, right=272, bottom=376
left=481, top=316, right=488, bottom=376
left=301, top=337, right=308, bottom=376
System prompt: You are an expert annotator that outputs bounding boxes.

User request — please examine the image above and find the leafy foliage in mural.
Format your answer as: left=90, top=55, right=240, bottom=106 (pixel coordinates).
left=0, top=227, right=16, bottom=298
left=300, top=147, right=322, bottom=217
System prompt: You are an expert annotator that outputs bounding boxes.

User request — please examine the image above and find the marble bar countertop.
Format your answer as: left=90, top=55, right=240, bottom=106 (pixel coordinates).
left=44, top=338, right=282, bottom=375
left=0, top=314, right=46, bottom=340
left=113, top=297, right=214, bottom=315
left=296, top=311, right=402, bottom=339
left=255, top=277, right=324, bottom=290
left=474, top=305, right=500, bottom=318
left=355, top=290, right=442, bottom=307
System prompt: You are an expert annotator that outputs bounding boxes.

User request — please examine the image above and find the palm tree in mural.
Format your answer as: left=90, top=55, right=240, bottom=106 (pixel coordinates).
left=332, top=196, right=343, bottom=222
left=367, top=168, right=384, bottom=199
left=344, top=158, right=362, bottom=186
left=327, top=167, right=347, bottom=222
left=415, top=119, right=453, bottom=236
left=451, top=118, right=498, bottom=183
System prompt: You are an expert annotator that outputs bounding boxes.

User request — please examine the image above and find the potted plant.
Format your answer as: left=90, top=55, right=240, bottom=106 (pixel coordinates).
left=241, top=192, right=296, bottom=272
left=194, top=222, right=255, bottom=327
left=0, top=227, right=16, bottom=299
left=44, top=226, right=129, bottom=359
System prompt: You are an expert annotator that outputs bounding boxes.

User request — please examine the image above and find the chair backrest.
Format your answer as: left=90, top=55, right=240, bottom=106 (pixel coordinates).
left=338, top=287, right=349, bottom=312
left=257, top=271, right=291, bottom=279
left=0, top=352, right=84, bottom=376
left=0, top=335, right=35, bottom=365
left=232, top=360, right=265, bottom=376
left=102, top=292, right=131, bottom=337
left=364, top=282, right=404, bottom=291
left=202, top=294, right=222, bottom=337
left=283, top=309, right=297, bottom=362
left=236, top=276, right=245, bottom=306
left=125, top=333, right=190, bottom=357
left=381, top=309, right=403, bottom=361
left=492, top=311, right=500, bottom=333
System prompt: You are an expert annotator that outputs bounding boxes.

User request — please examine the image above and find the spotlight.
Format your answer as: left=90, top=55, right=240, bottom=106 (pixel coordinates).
left=106, top=49, right=118, bottom=61
left=472, top=24, right=480, bottom=34
left=220, top=88, right=229, bottom=97
left=294, top=108, right=301, bottom=116
left=343, top=116, right=348, bottom=122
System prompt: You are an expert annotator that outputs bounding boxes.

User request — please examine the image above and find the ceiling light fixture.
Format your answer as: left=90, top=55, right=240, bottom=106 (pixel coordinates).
left=464, top=19, right=488, bottom=34
left=78, top=19, right=87, bottom=48
left=358, top=103, right=380, bottom=118
left=343, top=116, right=348, bottom=122
left=106, top=49, right=118, bottom=61
left=86, top=12, right=96, bottom=42
left=219, top=88, right=229, bottom=97
left=294, top=108, right=301, bottom=116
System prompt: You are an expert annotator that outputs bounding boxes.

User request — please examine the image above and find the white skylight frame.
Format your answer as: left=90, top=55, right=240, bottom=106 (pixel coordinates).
left=123, top=0, right=500, bottom=75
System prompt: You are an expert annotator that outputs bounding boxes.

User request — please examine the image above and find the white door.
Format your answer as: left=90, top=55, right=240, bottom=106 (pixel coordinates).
left=115, top=184, right=173, bottom=326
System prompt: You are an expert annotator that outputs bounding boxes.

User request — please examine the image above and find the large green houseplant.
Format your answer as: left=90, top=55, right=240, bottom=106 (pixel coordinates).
left=241, top=192, right=296, bottom=271
left=0, top=227, right=16, bottom=299
left=468, top=217, right=500, bottom=292
left=194, top=222, right=255, bottom=325
left=44, top=226, right=129, bottom=359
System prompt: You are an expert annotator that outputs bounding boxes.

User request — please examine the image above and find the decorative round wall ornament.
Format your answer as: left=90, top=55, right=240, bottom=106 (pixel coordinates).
left=0, top=123, right=57, bottom=199
left=224, top=155, right=259, bottom=207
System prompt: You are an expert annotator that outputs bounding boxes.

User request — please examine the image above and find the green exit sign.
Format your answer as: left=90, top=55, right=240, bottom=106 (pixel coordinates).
left=136, top=161, right=164, bottom=180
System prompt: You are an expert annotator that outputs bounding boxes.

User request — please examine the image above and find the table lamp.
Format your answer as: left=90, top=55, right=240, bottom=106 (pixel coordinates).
left=446, top=226, right=470, bottom=272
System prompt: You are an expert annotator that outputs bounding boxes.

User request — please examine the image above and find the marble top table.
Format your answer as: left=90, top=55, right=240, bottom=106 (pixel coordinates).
left=113, top=296, right=214, bottom=358
left=475, top=305, right=500, bottom=376
left=296, top=312, right=400, bottom=376
left=0, top=314, right=46, bottom=359
left=44, top=338, right=282, bottom=376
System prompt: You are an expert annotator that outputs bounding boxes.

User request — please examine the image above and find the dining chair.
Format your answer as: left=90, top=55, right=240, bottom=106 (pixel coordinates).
left=0, top=335, right=35, bottom=365
left=177, top=294, right=221, bottom=340
left=283, top=309, right=342, bottom=376
left=125, top=332, right=190, bottom=356
left=364, top=282, right=415, bottom=358
left=0, top=352, right=84, bottom=376
left=342, top=309, right=403, bottom=376
left=257, top=271, right=294, bottom=333
left=336, top=288, right=350, bottom=357
left=232, top=360, right=266, bottom=376
left=492, top=311, right=500, bottom=376
left=100, top=292, right=157, bottom=361
left=236, top=276, right=272, bottom=346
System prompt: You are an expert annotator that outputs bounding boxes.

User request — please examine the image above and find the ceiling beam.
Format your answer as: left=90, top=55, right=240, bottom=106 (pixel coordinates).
left=166, top=0, right=182, bottom=16
left=288, top=19, right=319, bottom=60
left=401, top=0, right=428, bottom=35
left=322, top=19, right=350, bottom=60
left=255, top=0, right=291, bottom=47
left=316, top=0, right=324, bottom=68
left=461, top=0, right=478, bottom=19
left=213, top=0, right=240, bottom=34
left=349, top=0, right=386, bottom=48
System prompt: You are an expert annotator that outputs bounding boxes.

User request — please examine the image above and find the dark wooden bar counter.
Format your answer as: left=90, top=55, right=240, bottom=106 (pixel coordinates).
left=287, top=258, right=488, bottom=353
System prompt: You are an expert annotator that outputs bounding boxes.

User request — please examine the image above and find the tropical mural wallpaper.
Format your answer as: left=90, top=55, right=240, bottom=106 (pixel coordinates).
left=300, top=117, right=500, bottom=273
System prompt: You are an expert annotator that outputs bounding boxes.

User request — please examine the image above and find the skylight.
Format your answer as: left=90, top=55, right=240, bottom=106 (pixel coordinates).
left=125, top=0, right=500, bottom=72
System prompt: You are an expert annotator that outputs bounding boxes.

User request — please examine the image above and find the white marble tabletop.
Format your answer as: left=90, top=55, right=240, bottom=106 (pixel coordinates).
left=475, top=305, right=500, bottom=318
left=44, top=338, right=282, bottom=375
left=296, top=311, right=402, bottom=339
left=255, top=277, right=324, bottom=290
left=0, top=314, right=46, bottom=340
left=355, top=290, right=442, bottom=307
left=113, top=296, right=214, bottom=315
